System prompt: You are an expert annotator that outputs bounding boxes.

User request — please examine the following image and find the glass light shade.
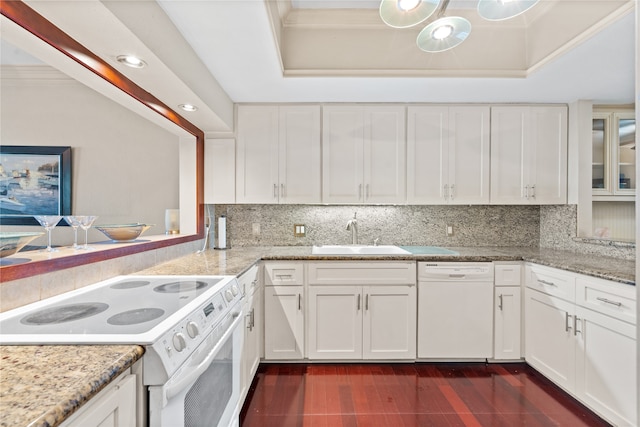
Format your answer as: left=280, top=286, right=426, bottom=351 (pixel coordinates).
left=417, top=16, right=471, bottom=53
left=379, top=0, right=441, bottom=29
left=477, top=0, right=540, bottom=21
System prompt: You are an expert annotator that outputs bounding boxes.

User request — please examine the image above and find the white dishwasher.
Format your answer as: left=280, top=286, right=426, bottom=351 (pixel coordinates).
left=417, top=262, right=494, bottom=360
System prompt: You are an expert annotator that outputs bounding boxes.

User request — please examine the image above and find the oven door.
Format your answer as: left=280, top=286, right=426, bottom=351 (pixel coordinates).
left=149, top=310, right=244, bottom=427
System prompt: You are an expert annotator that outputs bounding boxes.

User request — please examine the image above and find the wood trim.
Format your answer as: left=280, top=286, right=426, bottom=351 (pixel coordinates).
left=0, top=1, right=205, bottom=282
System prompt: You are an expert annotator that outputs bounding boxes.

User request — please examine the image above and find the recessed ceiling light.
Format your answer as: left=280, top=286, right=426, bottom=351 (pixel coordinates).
left=179, top=104, right=198, bottom=112
left=116, top=55, right=146, bottom=69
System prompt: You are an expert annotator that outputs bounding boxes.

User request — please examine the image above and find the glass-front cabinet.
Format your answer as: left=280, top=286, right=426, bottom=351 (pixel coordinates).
left=592, top=108, right=636, bottom=198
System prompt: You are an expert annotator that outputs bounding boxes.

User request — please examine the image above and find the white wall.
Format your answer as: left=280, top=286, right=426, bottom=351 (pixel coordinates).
left=1, top=66, right=180, bottom=246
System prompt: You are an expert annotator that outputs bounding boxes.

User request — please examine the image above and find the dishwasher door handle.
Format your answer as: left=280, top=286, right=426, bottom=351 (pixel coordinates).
left=449, top=274, right=466, bottom=279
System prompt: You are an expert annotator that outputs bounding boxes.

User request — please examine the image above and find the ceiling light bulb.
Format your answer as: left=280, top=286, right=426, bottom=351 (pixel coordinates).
left=116, top=55, right=146, bottom=69
left=179, top=104, right=198, bottom=112
left=398, top=0, right=421, bottom=11
left=432, top=24, right=454, bottom=40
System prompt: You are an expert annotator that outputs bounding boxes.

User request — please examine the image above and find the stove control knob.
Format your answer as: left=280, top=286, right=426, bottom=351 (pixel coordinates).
left=186, top=321, right=200, bottom=339
left=225, top=289, right=234, bottom=302
left=231, top=284, right=239, bottom=296
left=173, top=333, right=187, bottom=352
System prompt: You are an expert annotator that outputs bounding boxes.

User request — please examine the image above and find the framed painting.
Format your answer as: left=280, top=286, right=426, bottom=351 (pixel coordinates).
left=0, top=146, right=71, bottom=226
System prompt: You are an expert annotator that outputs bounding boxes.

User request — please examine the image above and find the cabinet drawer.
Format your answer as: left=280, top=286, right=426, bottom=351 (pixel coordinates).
left=494, top=263, right=522, bottom=287
left=308, top=262, right=416, bottom=285
left=238, top=264, right=260, bottom=296
left=525, top=264, right=575, bottom=302
left=576, top=276, right=636, bottom=325
left=264, top=262, right=304, bottom=286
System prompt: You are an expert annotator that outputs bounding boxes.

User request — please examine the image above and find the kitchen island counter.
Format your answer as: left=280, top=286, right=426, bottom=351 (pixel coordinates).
left=0, top=345, right=143, bottom=427
left=140, top=246, right=635, bottom=286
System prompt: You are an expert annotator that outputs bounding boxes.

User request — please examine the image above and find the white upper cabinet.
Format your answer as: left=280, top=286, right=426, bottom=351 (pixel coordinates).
left=323, top=105, right=406, bottom=204
left=490, top=105, right=568, bottom=204
left=236, top=105, right=321, bottom=204
left=407, top=105, right=490, bottom=204
left=204, top=139, right=236, bottom=204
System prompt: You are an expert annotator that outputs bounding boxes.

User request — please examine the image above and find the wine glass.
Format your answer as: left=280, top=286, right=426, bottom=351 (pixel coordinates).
left=64, top=216, right=82, bottom=249
left=33, top=215, right=62, bottom=252
left=79, top=216, right=98, bottom=250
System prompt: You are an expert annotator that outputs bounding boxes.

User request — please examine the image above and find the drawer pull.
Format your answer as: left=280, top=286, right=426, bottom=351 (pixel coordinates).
left=498, top=294, right=503, bottom=311
left=596, top=297, right=622, bottom=307
left=573, top=315, right=581, bottom=336
left=357, top=294, right=361, bottom=311
left=275, top=274, right=293, bottom=279
left=565, top=312, right=572, bottom=332
left=538, top=279, right=557, bottom=287
left=449, top=274, right=466, bottom=279
left=298, top=294, right=302, bottom=311
left=365, top=294, right=369, bottom=311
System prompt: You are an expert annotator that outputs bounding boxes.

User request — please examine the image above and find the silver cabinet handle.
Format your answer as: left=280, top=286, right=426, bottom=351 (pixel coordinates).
left=538, top=279, right=557, bottom=287
left=273, top=183, right=277, bottom=198
left=449, top=274, right=466, bottom=279
left=450, top=184, right=455, bottom=200
left=298, top=294, right=301, bottom=311
left=530, top=185, right=536, bottom=199
left=246, top=312, right=252, bottom=330
left=251, top=308, right=255, bottom=329
left=565, top=312, right=572, bottom=332
left=281, top=183, right=285, bottom=198
left=275, top=274, right=293, bottom=279
left=596, top=297, right=622, bottom=307
left=357, top=294, right=361, bottom=311
left=524, top=185, right=528, bottom=199
left=498, top=294, right=503, bottom=311
left=573, top=315, right=581, bottom=336
left=365, top=294, right=369, bottom=311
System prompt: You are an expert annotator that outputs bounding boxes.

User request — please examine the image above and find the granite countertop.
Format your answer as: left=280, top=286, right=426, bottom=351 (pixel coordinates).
left=140, top=245, right=635, bottom=285
left=0, top=345, right=144, bottom=427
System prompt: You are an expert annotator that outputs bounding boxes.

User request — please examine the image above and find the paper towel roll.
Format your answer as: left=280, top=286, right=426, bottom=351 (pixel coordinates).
left=217, top=216, right=227, bottom=249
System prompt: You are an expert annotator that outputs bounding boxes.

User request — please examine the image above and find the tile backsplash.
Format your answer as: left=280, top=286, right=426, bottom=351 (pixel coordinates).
left=213, top=204, right=541, bottom=248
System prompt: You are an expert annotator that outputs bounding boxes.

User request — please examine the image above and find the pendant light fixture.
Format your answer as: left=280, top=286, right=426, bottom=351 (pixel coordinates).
left=477, top=0, right=540, bottom=21
left=379, top=0, right=441, bottom=28
left=416, top=0, right=471, bottom=53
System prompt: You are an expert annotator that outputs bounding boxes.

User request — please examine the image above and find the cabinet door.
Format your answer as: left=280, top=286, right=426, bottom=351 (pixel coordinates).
left=524, top=288, right=576, bottom=392
left=490, top=106, right=528, bottom=204
left=204, top=139, right=235, bottom=204
left=529, top=106, right=567, bottom=204
left=406, top=106, right=448, bottom=204
left=236, top=106, right=279, bottom=203
left=241, top=288, right=262, bottom=401
left=279, top=106, right=321, bottom=204
left=574, top=306, right=637, bottom=427
left=63, top=374, right=136, bottom=427
left=264, top=286, right=304, bottom=360
left=308, top=286, right=362, bottom=359
left=448, top=106, right=490, bottom=204
left=322, top=106, right=365, bottom=203
left=363, top=106, right=406, bottom=204
left=363, top=285, right=416, bottom=359
left=494, top=286, right=522, bottom=360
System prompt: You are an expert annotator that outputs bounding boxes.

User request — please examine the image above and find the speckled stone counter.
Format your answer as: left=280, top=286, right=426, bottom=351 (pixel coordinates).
left=0, top=345, right=143, bottom=427
left=140, top=246, right=635, bottom=285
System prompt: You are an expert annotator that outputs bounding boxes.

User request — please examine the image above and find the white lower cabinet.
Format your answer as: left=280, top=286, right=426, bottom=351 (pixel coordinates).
left=264, top=285, right=304, bottom=360
left=524, top=264, right=637, bottom=426
left=62, top=370, right=137, bottom=427
left=308, top=285, right=416, bottom=360
left=239, top=265, right=262, bottom=401
left=494, top=286, right=522, bottom=360
left=263, top=262, right=305, bottom=360
left=307, top=262, right=417, bottom=360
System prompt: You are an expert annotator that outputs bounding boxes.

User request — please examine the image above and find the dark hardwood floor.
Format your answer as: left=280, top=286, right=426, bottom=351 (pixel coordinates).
left=240, top=363, right=611, bottom=427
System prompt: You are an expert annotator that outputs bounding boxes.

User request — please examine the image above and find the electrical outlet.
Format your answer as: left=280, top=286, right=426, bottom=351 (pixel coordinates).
left=252, top=223, right=261, bottom=236
left=294, top=224, right=306, bottom=237
left=447, top=225, right=454, bottom=236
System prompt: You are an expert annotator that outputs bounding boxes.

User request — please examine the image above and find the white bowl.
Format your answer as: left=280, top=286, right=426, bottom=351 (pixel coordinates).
left=95, top=223, right=152, bottom=242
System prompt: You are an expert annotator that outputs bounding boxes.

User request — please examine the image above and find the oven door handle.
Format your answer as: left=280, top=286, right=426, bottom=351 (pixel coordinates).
left=164, top=312, right=242, bottom=402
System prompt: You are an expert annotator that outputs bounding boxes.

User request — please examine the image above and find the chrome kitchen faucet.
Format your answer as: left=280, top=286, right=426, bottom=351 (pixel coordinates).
left=346, top=212, right=358, bottom=245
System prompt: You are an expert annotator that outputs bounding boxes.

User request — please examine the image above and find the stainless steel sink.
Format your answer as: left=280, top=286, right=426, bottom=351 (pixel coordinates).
left=311, top=245, right=412, bottom=255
